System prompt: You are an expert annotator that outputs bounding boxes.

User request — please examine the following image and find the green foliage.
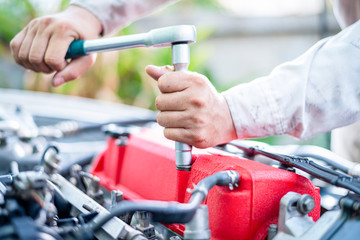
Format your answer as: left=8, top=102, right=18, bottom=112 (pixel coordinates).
left=0, top=0, right=217, bottom=110
left=0, top=0, right=331, bottom=148
left=0, top=0, right=36, bottom=44
left=59, top=0, right=71, bottom=11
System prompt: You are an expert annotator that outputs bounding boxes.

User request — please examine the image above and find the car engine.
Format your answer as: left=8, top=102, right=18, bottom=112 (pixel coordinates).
left=0, top=88, right=360, bottom=240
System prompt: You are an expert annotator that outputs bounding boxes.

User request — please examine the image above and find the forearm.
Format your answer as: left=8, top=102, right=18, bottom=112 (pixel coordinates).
left=223, top=19, right=360, bottom=140
left=70, top=0, right=178, bottom=35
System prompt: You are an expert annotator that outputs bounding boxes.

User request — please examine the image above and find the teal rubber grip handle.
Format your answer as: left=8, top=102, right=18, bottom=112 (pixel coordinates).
left=65, top=40, right=86, bottom=59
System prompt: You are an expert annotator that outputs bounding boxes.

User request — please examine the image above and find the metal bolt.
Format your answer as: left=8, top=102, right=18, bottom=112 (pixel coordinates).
left=90, top=176, right=101, bottom=193
left=297, top=194, right=315, bottom=215
left=279, top=163, right=296, bottom=173
left=110, top=190, right=123, bottom=209
left=267, top=224, right=278, bottom=240
left=136, top=211, right=156, bottom=239
left=43, top=149, right=60, bottom=174
left=112, top=190, right=132, bottom=224
left=137, top=211, right=151, bottom=228
left=353, top=201, right=360, bottom=212
left=80, top=172, right=104, bottom=205
left=82, top=204, right=94, bottom=212
left=69, top=164, right=82, bottom=186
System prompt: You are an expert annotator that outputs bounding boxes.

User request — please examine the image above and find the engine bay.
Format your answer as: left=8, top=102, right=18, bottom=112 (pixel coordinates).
left=1, top=88, right=360, bottom=240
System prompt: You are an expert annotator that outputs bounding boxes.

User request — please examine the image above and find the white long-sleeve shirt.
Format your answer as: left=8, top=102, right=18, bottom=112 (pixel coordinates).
left=70, top=0, right=360, bottom=140
left=70, top=0, right=178, bottom=35
left=222, top=23, right=360, bottom=139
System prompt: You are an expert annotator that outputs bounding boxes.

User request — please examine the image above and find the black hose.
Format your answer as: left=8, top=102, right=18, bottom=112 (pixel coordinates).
left=192, top=170, right=239, bottom=193
left=293, top=145, right=354, bottom=174
left=92, top=199, right=197, bottom=232
left=90, top=170, right=239, bottom=233
left=40, top=145, right=59, bottom=167
left=229, top=141, right=360, bottom=195
left=228, top=141, right=356, bottom=176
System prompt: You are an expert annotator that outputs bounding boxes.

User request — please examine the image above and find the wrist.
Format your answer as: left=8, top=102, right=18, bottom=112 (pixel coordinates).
left=218, top=94, right=238, bottom=143
left=66, top=5, right=103, bottom=37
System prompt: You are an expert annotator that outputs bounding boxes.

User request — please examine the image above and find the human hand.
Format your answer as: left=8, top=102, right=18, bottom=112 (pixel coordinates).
left=146, top=65, right=237, bottom=148
left=10, top=5, right=102, bottom=86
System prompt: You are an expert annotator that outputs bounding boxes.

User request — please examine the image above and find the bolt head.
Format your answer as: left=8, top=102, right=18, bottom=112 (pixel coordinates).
left=297, top=194, right=315, bottom=215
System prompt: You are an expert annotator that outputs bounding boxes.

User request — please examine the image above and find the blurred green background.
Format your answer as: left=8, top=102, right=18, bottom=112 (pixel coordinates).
left=0, top=0, right=335, bottom=148
left=0, top=0, right=219, bottom=108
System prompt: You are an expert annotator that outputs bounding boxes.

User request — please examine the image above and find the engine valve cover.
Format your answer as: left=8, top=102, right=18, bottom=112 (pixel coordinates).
left=91, top=128, right=320, bottom=240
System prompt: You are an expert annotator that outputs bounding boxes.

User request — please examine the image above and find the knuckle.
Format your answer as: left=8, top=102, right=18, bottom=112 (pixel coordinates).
left=44, top=56, right=63, bottom=70
left=56, top=21, right=72, bottom=34
left=157, top=75, right=172, bottom=92
left=190, top=131, right=207, bottom=147
left=163, top=129, right=170, bottom=139
left=189, top=96, right=206, bottom=108
left=39, top=17, right=53, bottom=28
left=196, top=142, right=208, bottom=149
left=189, top=131, right=202, bottom=143
left=10, top=39, right=20, bottom=51
left=163, top=129, right=174, bottom=141
left=28, top=18, right=38, bottom=28
left=155, top=96, right=162, bottom=110
left=156, top=112, right=163, bottom=125
left=189, top=72, right=206, bottom=85
left=157, top=77, right=166, bottom=91
left=18, top=52, right=28, bottom=62
left=189, top=114, right=205, bottom=126
left=29, top=54, right=42, bottom=64
left=14, top=58, right=22, bottom=65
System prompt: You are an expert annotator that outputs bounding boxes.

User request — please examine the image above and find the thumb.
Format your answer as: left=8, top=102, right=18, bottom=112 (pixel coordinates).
left=145, top=65, right=174, bottom=81
left=52, top=54, right=96, bottom=87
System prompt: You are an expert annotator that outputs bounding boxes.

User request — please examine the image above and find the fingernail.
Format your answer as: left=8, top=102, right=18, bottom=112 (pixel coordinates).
left=164, top=65, right=174, bottom=71
left=53, top=77, right=64, bottom=87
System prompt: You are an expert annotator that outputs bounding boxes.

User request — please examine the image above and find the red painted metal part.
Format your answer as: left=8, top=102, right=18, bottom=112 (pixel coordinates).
left=90, top=128, right=321, bottom=240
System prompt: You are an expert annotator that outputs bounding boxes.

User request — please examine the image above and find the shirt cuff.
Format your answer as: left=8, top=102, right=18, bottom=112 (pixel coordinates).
left=70, top=0, right=127, bottom=35
left=221, top=77, right=284, bottom=139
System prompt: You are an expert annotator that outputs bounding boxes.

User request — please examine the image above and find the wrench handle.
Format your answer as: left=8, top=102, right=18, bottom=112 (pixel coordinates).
left=65, top=40, right=86, bottom=59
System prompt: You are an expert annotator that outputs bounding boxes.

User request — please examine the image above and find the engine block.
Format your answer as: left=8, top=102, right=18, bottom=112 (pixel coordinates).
left=91, top=128, right=320, bottom=240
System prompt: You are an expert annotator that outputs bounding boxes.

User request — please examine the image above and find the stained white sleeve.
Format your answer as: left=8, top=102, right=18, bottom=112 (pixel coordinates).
left=222, top=19, right=360, bottom=140
left=69, top=0, right=178, bottom=35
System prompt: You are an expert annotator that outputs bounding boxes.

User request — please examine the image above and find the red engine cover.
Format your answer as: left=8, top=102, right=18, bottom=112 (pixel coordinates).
left=90, top=128, right=320, bottom=240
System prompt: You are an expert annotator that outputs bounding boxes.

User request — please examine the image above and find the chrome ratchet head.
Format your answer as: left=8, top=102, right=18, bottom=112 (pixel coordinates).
left=147, top=25, right=197, bottom=47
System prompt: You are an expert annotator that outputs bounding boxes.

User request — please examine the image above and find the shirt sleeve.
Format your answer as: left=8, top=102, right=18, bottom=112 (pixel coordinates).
left=222, top=19, right=360, bottom=140
left=69, top=0, right=178, bottom=35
